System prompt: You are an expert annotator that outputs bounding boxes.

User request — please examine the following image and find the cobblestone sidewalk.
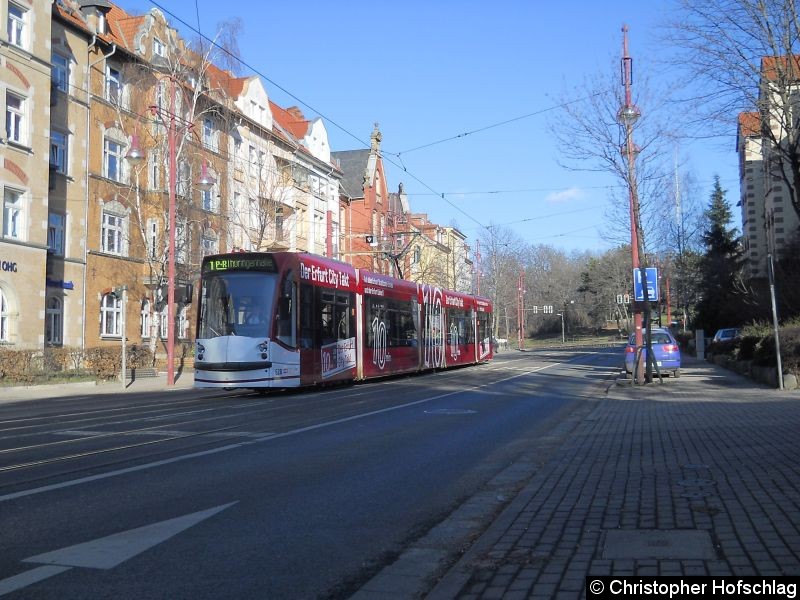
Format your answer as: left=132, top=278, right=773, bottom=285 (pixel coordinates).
left=428, top=357, right=800, bottom=599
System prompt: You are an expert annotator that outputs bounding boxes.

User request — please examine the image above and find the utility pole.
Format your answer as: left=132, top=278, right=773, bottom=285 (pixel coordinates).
left=517, top=270, right=525, bottom=351
left=116, top=286, right=127, bottom=388
left=618, top=24, right=647, bottom=383
left=148, top=78, right=214, bottom=385
left=475, top=239, right=481, bottom=295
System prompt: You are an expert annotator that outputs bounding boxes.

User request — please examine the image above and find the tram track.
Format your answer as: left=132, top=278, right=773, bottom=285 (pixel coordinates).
left=0, top=355, right=571, bottom=493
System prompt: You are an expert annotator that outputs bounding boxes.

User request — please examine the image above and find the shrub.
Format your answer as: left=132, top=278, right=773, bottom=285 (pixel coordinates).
left=710, top=339, right=738, bottom=356
left=674, top=332, right=693, bottom=351
left=127, top=345, right=153, bottom=370
left=84, top=347, right=121, bottom=380
left=0, top=348, right=36, bottom=383
left=780, top=326, right=800, bottom=376
left=735, top=336, right=760, bottom=361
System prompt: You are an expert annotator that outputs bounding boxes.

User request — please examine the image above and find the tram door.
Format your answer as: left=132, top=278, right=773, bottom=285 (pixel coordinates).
left=299, top=284, right=356, bottom=383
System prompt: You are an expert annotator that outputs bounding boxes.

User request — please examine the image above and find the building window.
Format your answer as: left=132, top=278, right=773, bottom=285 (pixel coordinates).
left=50, top=131, right=68, bottom=174
left=105, top=64, right=122, bottom=105
left=201, top=232, right=218, bottom=257
left=159, top=307, right=168, bottom=339
left=248, top=146, right=257, bottom=177
left=176, top=161, right=190, bottom=197
left=6, top=91, right=25, bottom=144
left=103, top=137, right=124, bottom=182
left=275, top=212, right=284, bottom=241
left=149, top=151, right=161, bottom=190
left=146, top=218, right=159, bottom=260
left=153, top=82, right=165, bottom=122
left=48, top=213, right=65, bottom=256
left=141, top=299, right=151, bottom=338
left=203, top=117, right=217, bottom=152
left=201, top=188, right=215, bottom=212
left=101, top=293, right=122, bottom=337
left=153, top=37, right=165, bottom=58
left=7, top=3, right=25, bottom=49
left=52, top=53, right=70, bottom=93
left=3, top=189, right=24, bottom=240
left=178, top=304, right=189, bottom=339
left=0, top=288, right=9, bottom=342
left=176, top=217, right=188, bottom=263
left=101, top=204, right=126, bottom=255
left=46, top=297, right=63, bottom=345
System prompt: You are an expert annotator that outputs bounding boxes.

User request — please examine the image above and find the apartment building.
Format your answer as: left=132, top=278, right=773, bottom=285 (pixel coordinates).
left=1, top=0, right=55, bottom=349
left=737, top=112, right=767, bottom=278
left=737, top=55, right=800, bottom=279
left=1, top=0, right=346, bottom=358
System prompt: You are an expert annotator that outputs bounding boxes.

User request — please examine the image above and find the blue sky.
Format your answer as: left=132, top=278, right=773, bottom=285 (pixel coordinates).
left=140, top=0, right=741, bottom=253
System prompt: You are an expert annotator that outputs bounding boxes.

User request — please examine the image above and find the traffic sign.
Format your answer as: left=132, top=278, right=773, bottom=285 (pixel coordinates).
left=633, top=267, right=659, bottom=301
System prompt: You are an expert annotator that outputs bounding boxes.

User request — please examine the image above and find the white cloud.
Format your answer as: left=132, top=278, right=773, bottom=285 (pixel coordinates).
left=544, top=187, right=585, bottom=204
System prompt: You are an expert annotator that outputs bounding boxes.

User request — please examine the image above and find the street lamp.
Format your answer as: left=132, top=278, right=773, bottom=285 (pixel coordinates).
left=557, top=312, right=565, bottom=343
left=619, top=24, right=645, bottom=383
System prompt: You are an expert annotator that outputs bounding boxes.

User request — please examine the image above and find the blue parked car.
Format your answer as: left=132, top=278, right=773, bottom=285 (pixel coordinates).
left=624, top=327, right=681, bottom=378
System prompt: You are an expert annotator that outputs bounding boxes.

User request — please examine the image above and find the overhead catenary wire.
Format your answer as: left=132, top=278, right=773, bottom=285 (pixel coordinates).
left=388, top=93, right=604, bottom=157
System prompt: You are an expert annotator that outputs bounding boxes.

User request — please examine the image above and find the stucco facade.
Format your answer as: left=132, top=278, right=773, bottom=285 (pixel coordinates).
left=1, top=0, right=53, bottom=349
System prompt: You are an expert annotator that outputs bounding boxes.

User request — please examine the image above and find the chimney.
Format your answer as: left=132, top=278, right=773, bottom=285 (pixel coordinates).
left=286, top=106, right=305, bottom=121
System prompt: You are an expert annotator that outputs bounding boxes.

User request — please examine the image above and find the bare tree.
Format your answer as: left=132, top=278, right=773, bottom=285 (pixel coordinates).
left=117, top=17, right=240, bottom=357
left=666, top=0, right=800, bottom=222
left=579, top=246, right=635, bottom=335
left=477, top=225, right=526, bottom=341
left=228, top=152, right=295, bottom=252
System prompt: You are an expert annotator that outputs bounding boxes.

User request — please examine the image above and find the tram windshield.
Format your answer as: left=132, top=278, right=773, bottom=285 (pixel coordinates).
left=198, top=272, right=278, bottom=339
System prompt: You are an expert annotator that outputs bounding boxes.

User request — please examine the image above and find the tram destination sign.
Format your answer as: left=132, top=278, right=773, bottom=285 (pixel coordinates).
left=202, top=256, right=277, bottom=273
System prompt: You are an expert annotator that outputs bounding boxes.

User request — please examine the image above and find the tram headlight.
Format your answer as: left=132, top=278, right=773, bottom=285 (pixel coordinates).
left=196, top=343, right=205, bottom=362
left=258, top=341, right=269, bottom=361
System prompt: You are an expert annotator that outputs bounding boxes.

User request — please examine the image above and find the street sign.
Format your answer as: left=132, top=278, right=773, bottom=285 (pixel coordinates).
left=633, top=267, right=659, bottom=301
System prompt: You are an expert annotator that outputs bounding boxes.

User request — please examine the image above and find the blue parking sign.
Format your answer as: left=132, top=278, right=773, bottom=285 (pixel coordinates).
left=633, top=267, right=659, bottom=301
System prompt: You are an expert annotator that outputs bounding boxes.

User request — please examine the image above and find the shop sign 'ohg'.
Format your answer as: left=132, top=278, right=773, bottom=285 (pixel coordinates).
left=1, top=261, right=18, bottom=273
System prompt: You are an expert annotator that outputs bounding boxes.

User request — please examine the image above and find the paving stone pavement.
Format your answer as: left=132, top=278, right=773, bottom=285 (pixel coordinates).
left=427, top=355, right=800, bottom=599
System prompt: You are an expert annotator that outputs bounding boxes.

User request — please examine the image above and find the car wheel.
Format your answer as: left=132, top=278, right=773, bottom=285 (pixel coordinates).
left=673, top=369, right=681, bottom=378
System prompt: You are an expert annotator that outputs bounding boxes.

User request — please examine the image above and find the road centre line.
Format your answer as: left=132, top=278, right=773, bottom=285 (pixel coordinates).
left=55, top=430, right=271, bottom=439
left=0, top=359, right=573, bottom=504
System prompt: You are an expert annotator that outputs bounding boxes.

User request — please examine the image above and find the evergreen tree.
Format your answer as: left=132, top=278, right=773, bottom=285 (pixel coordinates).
left=695, top=176, right=746, bottom=333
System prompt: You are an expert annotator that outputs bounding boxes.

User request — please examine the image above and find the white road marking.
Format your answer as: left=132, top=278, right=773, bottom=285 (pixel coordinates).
left=0, top=361, right=564, bottom=504
left=55, top=430, right=271, bottom=439
left=0, top=566, right=70, bottom=596
left=0, top=503, right=236, bottom=596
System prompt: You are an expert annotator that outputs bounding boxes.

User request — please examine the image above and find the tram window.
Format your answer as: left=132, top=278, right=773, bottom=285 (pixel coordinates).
left=366, top=297, right=416, bottom=348
left=299, top=284, right=313, bottom=348
left=320, top=301, right=334, bottom=345
left=276, top=271, right=296, bottom=348
left=336, top=292, right=352, bottom=340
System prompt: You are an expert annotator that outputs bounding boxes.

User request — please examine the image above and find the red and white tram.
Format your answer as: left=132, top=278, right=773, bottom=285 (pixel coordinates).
left=194, top=252, right=493, bottom=389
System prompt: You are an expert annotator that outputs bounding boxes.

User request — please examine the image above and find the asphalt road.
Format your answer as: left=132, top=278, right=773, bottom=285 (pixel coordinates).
left=0, top=347, right=620, bottom=599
